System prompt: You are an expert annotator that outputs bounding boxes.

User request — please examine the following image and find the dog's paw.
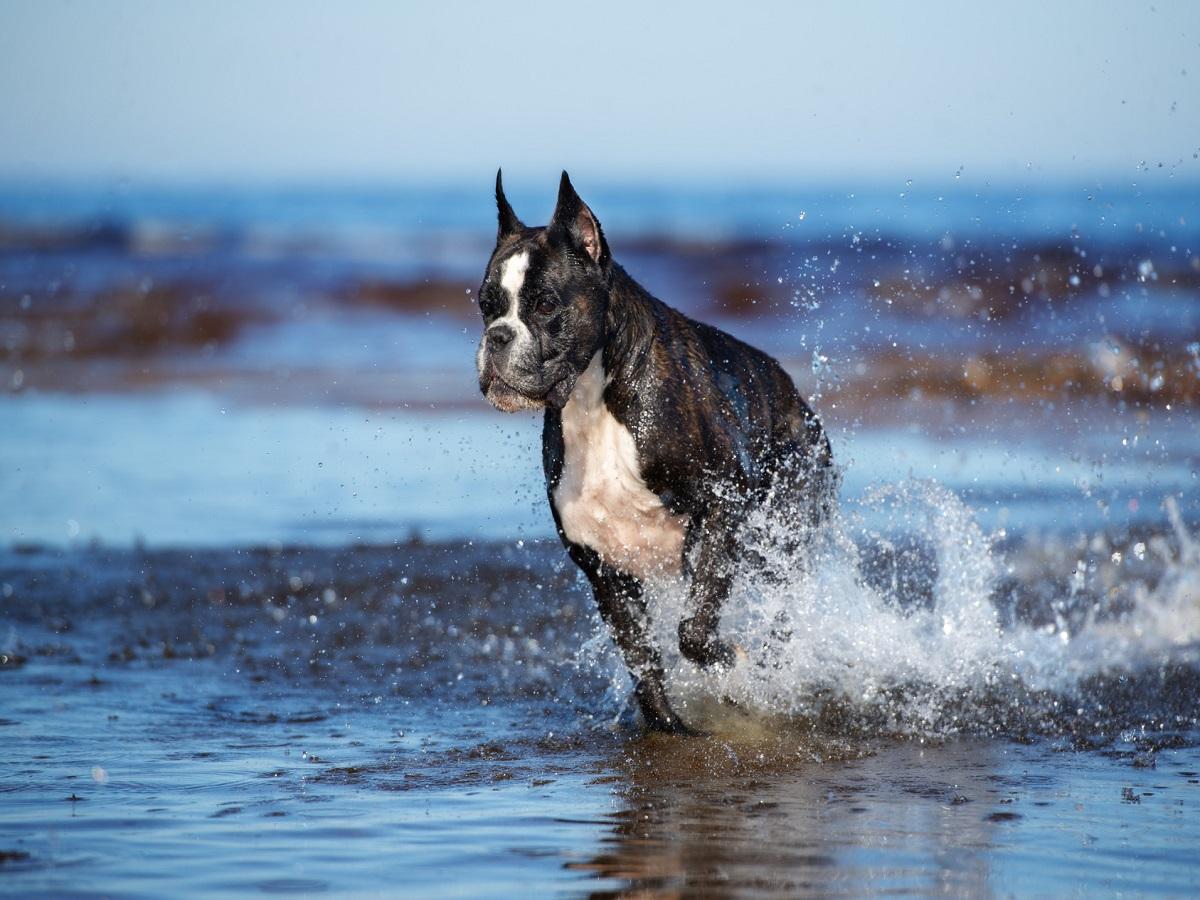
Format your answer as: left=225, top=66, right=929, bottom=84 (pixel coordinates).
left=634, top=679, right=705, bottom=736
left=678, top=618, right=737, bottom=670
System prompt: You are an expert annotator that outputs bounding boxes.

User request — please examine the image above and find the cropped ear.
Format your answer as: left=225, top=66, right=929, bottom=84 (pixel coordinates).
left=550, top=171, right=608, bottom=265
left=495, top=168, right=524, bottom=238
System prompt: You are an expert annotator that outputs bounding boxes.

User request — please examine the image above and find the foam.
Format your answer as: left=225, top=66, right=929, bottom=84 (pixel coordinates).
left=580, top=478, right=1200, bottom=737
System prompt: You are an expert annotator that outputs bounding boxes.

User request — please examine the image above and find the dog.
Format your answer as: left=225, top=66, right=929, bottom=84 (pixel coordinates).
left=476, top=171, right=834, bottom=733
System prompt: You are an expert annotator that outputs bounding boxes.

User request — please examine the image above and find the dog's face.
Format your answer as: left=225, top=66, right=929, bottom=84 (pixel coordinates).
left=476, top=171, right=611, bottom=412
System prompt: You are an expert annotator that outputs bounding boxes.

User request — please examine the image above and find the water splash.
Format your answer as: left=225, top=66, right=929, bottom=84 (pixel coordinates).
left=584, top=480, right=1200, bottom=740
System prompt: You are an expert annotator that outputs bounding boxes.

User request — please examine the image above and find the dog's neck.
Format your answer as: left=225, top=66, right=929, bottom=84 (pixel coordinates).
left=599, top=263, right=659, bottom=387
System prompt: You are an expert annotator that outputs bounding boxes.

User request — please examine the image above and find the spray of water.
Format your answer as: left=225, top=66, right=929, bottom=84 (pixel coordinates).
left=579, top=478, right=1200, bottom=739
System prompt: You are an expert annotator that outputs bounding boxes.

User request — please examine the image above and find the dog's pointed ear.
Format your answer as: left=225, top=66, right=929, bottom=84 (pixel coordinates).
left=550, top=171, right=608, bottom=265
left=495, top=168, right=524, bottom=239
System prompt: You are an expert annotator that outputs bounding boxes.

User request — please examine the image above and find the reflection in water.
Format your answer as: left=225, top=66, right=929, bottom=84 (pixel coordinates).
left=577, top=728, right=1004, bottom=897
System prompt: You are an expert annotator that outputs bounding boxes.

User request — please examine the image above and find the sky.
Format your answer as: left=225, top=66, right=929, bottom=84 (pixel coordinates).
left=0, top=0, right=1197, bottom=184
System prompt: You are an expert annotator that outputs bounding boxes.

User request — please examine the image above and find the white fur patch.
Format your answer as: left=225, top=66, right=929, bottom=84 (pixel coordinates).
left=489, top=250, right=534, bottom=356
left=553, top=353, right=687, bottom=583
left=499, top=250, right=530, bottom=300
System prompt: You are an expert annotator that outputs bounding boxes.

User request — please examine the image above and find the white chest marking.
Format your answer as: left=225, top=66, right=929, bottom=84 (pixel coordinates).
left=553, top=354, right=687, bottom=583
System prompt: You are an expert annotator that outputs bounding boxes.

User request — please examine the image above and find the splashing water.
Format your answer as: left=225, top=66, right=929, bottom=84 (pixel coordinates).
left=582, top=479, right=1200, bottom=741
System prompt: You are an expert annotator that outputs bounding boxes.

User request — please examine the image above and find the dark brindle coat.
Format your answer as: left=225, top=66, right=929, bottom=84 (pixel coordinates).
left=476, top=171, right=832, bottom=732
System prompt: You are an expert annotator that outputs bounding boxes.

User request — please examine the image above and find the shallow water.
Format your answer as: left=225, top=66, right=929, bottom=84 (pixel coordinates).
left=3, top=392, right=1197, bottom=548
left=1, top=537, right=1198, bottom=896
left=3, top=181, right=1199, bottom=894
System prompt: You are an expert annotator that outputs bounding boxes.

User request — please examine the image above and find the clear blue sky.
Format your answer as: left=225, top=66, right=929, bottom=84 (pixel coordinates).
left=0, top=0, right=1196, bottom=184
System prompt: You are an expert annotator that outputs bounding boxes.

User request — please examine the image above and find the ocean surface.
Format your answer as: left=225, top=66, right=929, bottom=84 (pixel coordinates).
left=1, top=180, right=1198, bottom=896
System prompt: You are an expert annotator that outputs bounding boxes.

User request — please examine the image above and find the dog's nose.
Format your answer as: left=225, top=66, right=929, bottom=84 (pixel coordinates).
left=487, top=324, right=515, bottom=351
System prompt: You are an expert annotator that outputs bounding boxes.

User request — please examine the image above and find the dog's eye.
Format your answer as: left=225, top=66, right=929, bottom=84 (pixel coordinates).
left=535, top=297, right=557, bottom=316
left=479, top=290, right=501, bottom=318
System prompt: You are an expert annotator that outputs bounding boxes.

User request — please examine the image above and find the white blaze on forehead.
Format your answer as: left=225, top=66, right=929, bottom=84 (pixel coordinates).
left=489, top=250, right=534, bottom=354
left=499, top=250, right=530, bottom=309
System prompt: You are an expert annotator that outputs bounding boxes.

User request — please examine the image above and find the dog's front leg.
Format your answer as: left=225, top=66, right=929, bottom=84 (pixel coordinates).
left=579, top=557, right=694, bottom=734
left=678, top=516, right=739, bottom=670
left=676, top=518, right=739, bottom=672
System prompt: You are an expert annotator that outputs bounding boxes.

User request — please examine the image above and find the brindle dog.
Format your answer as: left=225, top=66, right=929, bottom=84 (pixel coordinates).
left=476, top=171, right=833, bottom=732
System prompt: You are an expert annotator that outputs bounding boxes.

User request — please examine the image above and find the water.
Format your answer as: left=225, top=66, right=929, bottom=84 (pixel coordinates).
left=2, top=392, right=1196, bottom=548
left=1, top=532, right=1198, bottom=895
left=2, top=181, right=1199, bottom=894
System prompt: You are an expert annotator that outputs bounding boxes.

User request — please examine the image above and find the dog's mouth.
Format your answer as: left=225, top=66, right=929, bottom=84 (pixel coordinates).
left=480, top=368, right=576, bottom=413
left=483, top=375, right=547, bottom=413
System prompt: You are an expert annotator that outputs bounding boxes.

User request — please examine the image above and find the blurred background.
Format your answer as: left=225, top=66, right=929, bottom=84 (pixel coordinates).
left=3, top=5, right=1200, bottom=895
left=1, top=0, right=1197, bottom=547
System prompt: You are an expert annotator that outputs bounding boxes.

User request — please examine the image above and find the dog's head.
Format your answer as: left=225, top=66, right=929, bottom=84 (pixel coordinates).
left=476, top=170, right=611, bottom=412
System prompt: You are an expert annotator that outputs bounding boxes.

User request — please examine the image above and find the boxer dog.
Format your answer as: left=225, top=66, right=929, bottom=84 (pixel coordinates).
left=476, top=171, right=834, bottom=732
